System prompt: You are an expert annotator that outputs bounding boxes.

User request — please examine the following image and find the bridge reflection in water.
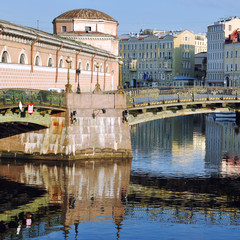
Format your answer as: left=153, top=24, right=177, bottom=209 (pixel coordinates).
left=1, top=115, right=240, bottom=238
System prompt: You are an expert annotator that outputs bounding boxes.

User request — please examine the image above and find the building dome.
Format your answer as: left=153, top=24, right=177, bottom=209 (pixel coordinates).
left=55, top=8, right=117, bottom=22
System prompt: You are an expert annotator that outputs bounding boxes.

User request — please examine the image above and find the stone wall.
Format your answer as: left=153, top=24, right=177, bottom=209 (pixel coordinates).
left=0, top=92, right=132, bottom=160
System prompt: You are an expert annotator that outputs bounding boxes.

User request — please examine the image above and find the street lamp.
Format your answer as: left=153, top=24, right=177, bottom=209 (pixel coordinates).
left=94, top=63, right=101, bottom=93
left=118, top=58, right=124, bottom=94
left=76, top=69, right=81, bottom=94
left=65, top=56, right=72, bottom=93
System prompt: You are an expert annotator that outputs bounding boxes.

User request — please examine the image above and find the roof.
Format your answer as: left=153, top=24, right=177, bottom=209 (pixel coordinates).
left=0, top=19, right=116, bottom=58
left=59, top=31, right=118, bottom=39
left=54, top=9, right=117, bottom=22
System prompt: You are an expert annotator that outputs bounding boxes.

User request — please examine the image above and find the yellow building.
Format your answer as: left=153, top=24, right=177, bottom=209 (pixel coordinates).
left=119, top=29, right=196, bottom=87
left=224, top=29, right=240, bottom=87
left=172, top=30, right=195, bottom=86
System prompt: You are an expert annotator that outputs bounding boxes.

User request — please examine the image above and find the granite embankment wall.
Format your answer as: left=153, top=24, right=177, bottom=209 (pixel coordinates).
left=0, top=92, right=132, bottom=160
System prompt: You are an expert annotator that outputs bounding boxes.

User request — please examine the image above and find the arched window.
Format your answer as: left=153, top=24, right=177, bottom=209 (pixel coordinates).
left=78, top=61, right=82, bottom=70
left=86, top=63, right=90, bottom=71
left=19, top=53, right=26, bottom=64
left=48, top=58, right=53, bottom=67
left=1, top=51, right=9, bottom=63
left=35, top=56, right=40, bottom=66
left=59, top=59, right=63, bottom=68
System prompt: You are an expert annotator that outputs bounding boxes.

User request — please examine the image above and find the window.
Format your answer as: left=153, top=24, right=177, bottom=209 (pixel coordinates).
left=62, top=26, right=67, bottom=32
left=86, top=63, right=90, bottom=71
left=1, top=51, right=8, bottom=63
left=59, top=59, right=63, bottom=68
left=35, top=56, right=40, bottom=66
left=85, top=26, right=92, bottom=33
left=48, top=58, right=53, bottom=67
left=19, top=54, right=26, bottom=64
left=235, top=64, right=238, bottom=71
left=78, top=62, right=82, bottom=70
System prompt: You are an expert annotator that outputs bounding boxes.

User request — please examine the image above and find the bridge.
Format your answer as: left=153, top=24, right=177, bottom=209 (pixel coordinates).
left=125, top=87, right=240, bottom=125
left=0, top=88, right=132, bottom=160
left=0, top=86, right=240, bottom=160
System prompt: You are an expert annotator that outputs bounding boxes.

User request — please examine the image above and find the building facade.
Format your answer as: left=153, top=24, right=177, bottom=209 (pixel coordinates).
left=194, top=52, right=207, bottom=86
left=119, top=29, right=196, bottom=87
left=224, top=29, right=240, bottom=87
left=53, top=9, right=119, bottom=56
left=195, top=33, right=207, bottom=54
left=206, top=16, right=240, bottom=86
left=0, top=9, right=120, bottom=92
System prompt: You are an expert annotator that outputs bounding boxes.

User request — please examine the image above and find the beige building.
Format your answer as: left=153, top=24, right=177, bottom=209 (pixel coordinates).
left=206, top=16, right=240, bottom=86
left=119, top=29, right=195, bottom=87
left=224, top=29, right=240, bottom=87
left=195, top=33, right=207, bottom=54
left=53, top=9, right=119, bottom=56
left=0, top=9, right=120, bottom=92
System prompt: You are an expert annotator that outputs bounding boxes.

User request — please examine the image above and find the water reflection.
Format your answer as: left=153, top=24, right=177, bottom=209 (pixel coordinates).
left=1, top=114, right=240, bottom=239
left=205, top=116, right=240, bottom=177
left=0, top=159, right=132, bottom=239
left=128, top=115, right=240, bottom=235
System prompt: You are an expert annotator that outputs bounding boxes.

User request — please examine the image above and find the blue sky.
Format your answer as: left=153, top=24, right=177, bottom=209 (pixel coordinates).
left=0, top=0, right=239, bottom=35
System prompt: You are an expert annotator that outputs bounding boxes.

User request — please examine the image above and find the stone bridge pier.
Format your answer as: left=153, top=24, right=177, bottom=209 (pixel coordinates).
left=0, top=93, right=132, bottom=160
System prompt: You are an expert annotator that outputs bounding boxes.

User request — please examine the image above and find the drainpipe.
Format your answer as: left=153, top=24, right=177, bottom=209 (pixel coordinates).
left=31, top=36, right=40, bottom=72
left=55, top=43, right=64, bottom=82
left=103, top=55, right=110, bottom=90
left=75, top=47, right=83, bottom=82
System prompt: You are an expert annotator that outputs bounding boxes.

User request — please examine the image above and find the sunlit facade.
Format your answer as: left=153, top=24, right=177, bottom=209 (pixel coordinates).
left=119, top=30, right=195, bottom=87
left=195, top=33, right=207, bottom=54
left=206, top=16, right=240, bottom=86
left=224, top=29, right=240, bottom=87
left=0, top=9, right=120, bottom=92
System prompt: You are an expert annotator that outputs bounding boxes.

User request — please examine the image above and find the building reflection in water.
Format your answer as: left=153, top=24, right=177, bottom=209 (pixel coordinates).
left=0, top=159, right=132, bottom=239
left=205, top=115, right=240, bottom=177
left=131, top=115, right=205, bottom=154
left=2, top=114, right=240, bottom=239
left=129, top=114, right=240, bottom=226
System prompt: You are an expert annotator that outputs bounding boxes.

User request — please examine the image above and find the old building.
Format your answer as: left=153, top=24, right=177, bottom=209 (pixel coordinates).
left=195, top=33, right=207, bottom=54
left=194, top=52, right=207, bottom=86
left=53, top=8, right=119, bottom=56
left=206, top=16, right=240, bottom=86
left=119, top=29, right=195, bottom=87
left=224, top=29, right=240, bottom=87
left=0, top=9, right=120, bottom=92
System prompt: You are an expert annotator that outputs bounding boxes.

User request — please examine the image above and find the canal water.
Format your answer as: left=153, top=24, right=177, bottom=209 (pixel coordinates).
left=1, top=114, right=240, bottom=239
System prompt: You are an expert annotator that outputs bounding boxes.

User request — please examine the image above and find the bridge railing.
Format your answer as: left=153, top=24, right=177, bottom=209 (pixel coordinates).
left=125, top=87, right=240, bottom=107
left=0, top=89, right=65, bottom=108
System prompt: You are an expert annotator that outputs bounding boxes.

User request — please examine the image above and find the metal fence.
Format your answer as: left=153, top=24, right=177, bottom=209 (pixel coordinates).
left=0, top=89, right=65, bottom=108
left=125, top=87, right=240, bottom=107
